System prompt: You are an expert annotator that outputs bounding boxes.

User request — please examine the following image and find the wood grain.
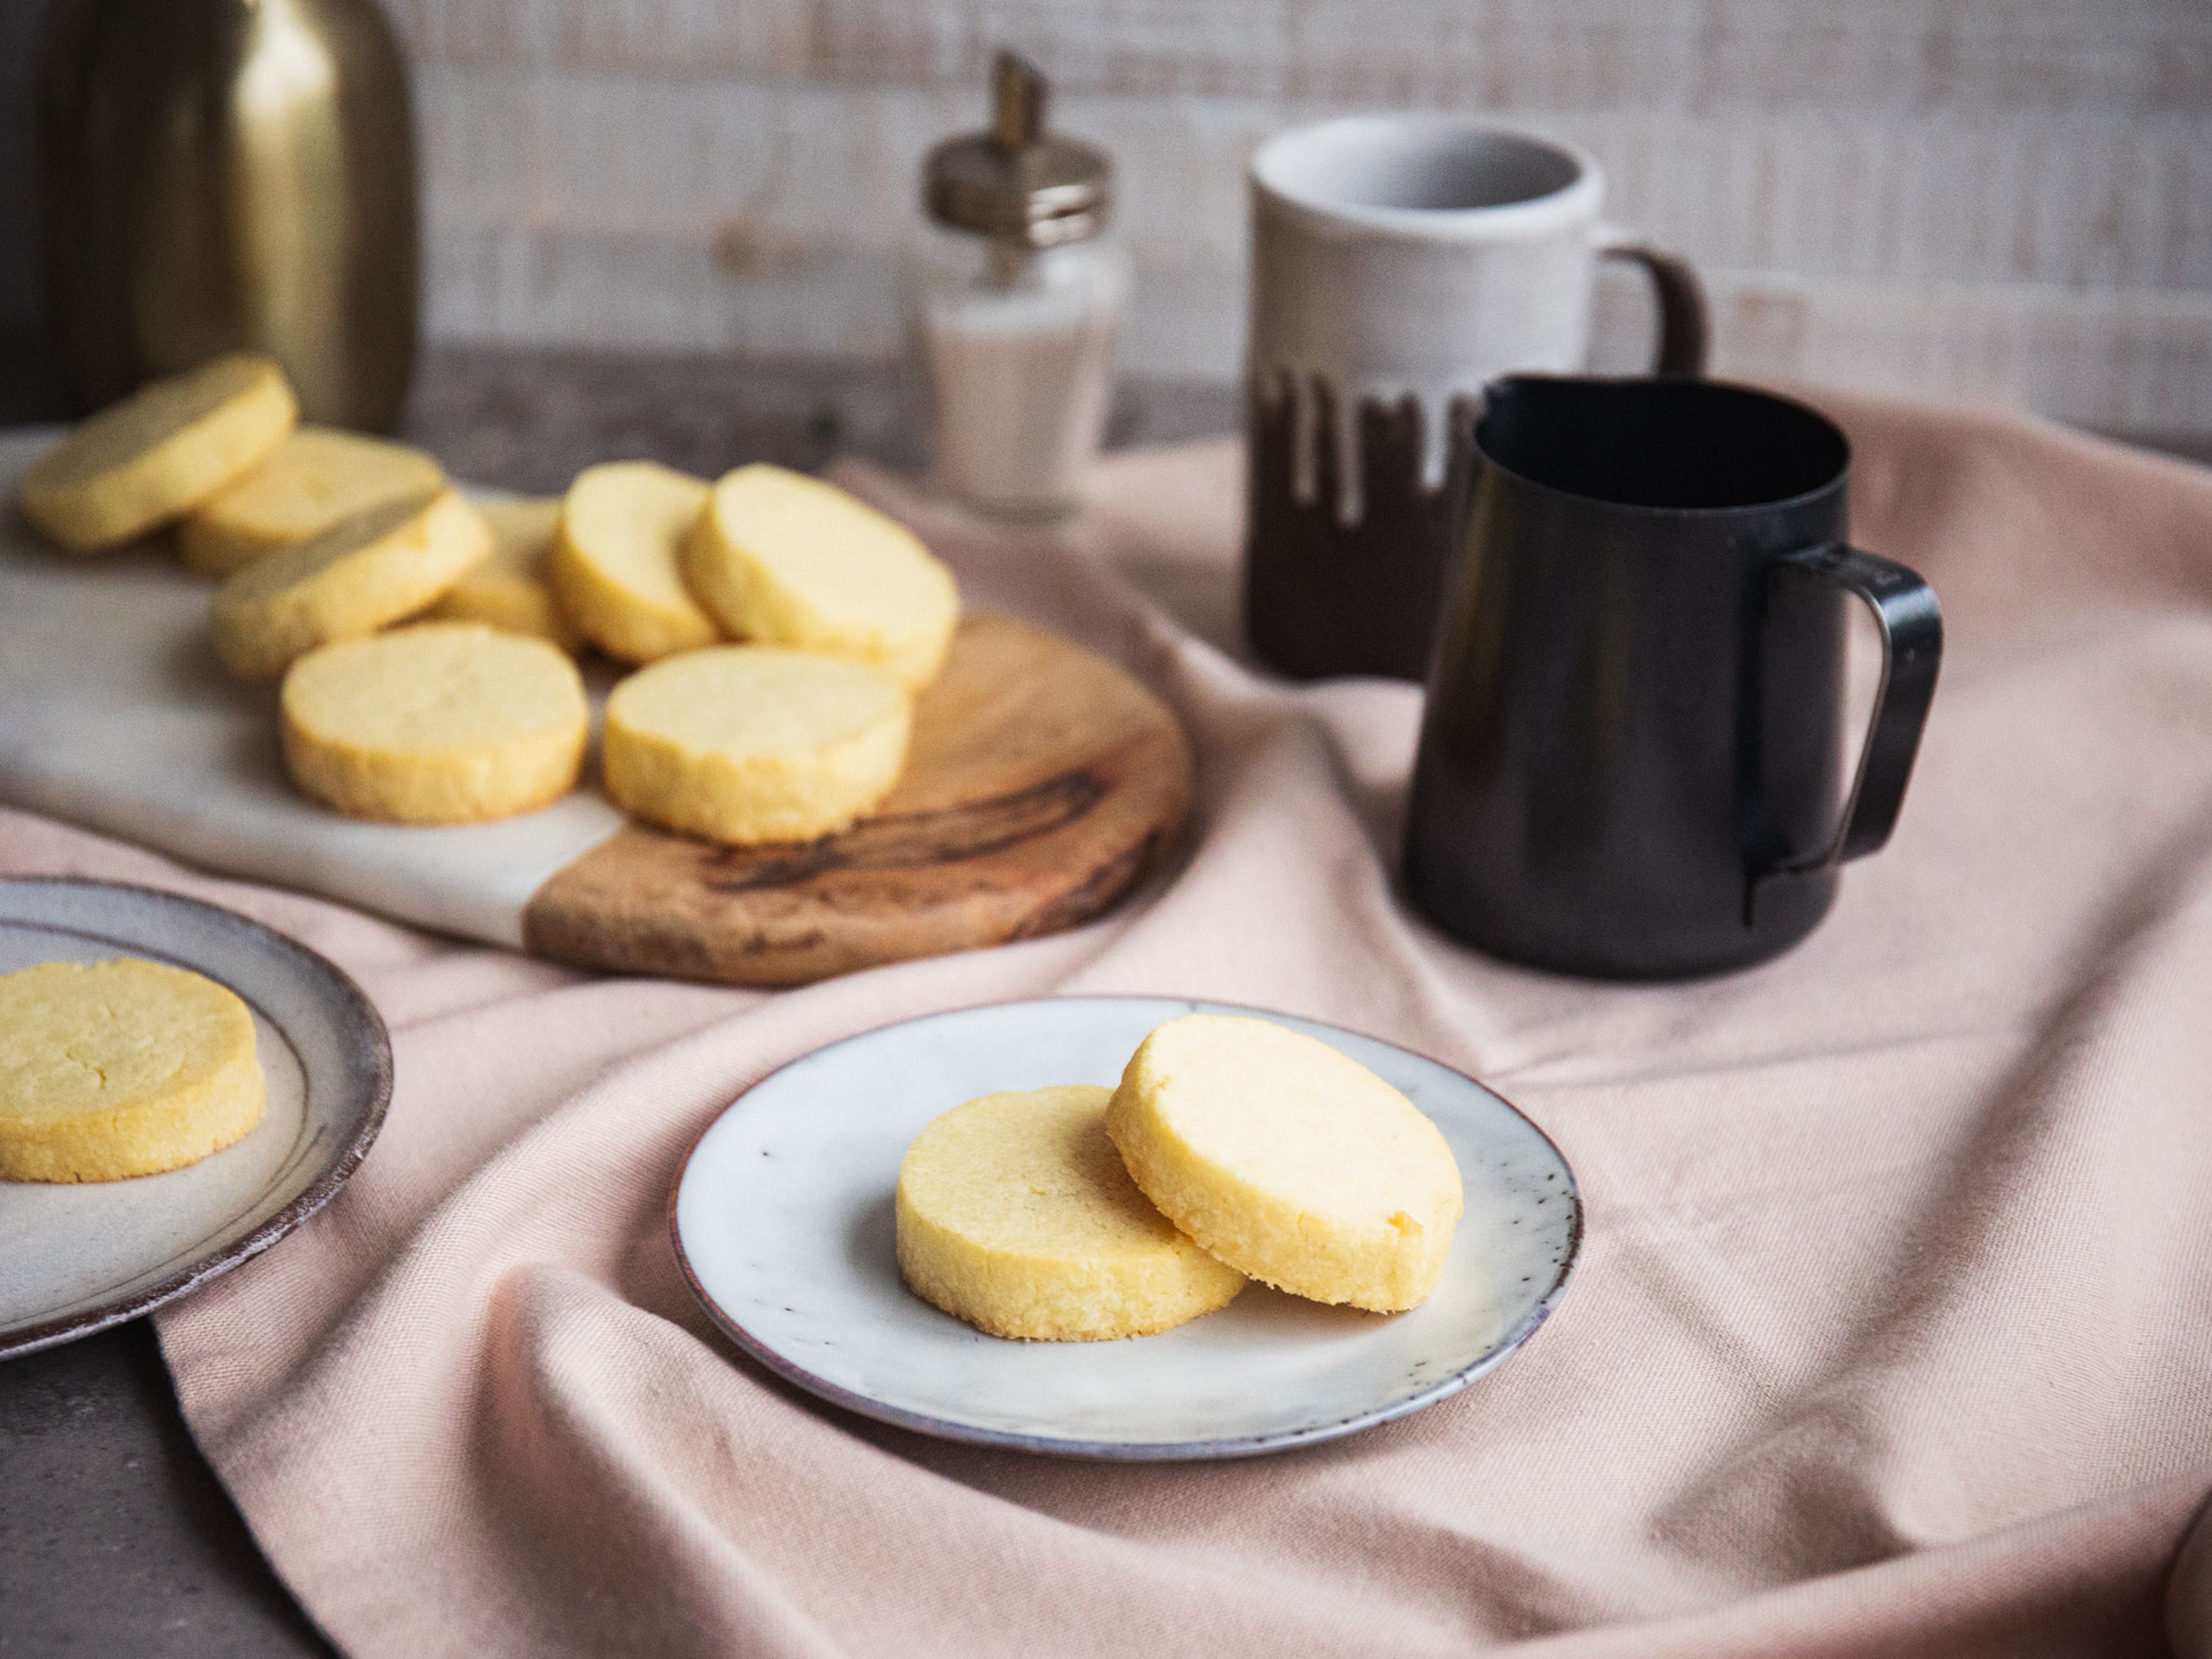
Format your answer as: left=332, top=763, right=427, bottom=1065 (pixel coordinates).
left=395, top=0, right=2212, bottom=437
left=520, top=613, right=1191, bottom=985
left=411, top=68, right=2212, bottom=435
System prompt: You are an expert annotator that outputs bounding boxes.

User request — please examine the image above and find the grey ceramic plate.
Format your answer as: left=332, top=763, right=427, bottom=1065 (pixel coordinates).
left=672, top=996, right=1579, bottom=1460
left=0, top=878, right=391, bottom=1360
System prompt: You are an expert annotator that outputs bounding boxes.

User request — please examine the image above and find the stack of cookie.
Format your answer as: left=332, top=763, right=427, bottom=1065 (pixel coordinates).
left=895, top=1013, right=1467, bottom=1341
left=15, top=355, right=960, bottom=844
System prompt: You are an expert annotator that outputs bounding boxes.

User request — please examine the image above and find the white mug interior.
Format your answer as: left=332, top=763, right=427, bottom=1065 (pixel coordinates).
left=1251, top=115, right=1602, bottom=238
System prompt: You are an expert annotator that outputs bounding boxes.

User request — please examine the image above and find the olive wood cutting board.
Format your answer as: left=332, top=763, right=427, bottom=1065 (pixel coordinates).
left=524, top=612, right=1191, bottom=983
left=0, top=431, right=1191, bottom=985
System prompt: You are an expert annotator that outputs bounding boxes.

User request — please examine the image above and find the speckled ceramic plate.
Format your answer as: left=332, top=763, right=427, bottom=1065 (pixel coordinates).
left=0, top=878, right=391, bottom=1361
left=672, top=997, right=1580, bottom=1460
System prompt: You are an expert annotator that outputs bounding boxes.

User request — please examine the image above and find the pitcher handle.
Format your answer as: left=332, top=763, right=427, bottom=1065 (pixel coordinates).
left=1765, top=545, right=1944, bottom=872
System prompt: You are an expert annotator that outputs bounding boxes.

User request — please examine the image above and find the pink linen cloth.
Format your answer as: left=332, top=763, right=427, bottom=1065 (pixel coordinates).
left=9, top=389, right=2212, bottom=1656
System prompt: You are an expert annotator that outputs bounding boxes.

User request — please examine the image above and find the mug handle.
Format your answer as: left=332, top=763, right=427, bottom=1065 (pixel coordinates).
left=1763, top=546, right=1944, bottom=872
left=1594, top=226, right=1710, bottom=376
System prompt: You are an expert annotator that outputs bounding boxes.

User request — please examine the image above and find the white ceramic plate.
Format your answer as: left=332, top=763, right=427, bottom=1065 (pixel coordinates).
left=0, top=878, right=391, bottom=1359
left=672, top=997, right=1579, bottom=1460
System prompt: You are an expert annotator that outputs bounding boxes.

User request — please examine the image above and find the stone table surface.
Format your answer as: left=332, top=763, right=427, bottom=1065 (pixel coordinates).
left=0, top=344, right=1236, bottom=1658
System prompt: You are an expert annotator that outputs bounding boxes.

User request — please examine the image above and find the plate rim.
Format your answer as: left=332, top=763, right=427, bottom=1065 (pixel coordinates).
left=670, top=993, right=1581, bottom=1461
left=0, top=876, right=393, bottom=1361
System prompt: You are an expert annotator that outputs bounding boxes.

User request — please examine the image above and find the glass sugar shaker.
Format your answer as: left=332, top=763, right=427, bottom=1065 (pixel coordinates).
left=912, top=52, right=1128, bottom=521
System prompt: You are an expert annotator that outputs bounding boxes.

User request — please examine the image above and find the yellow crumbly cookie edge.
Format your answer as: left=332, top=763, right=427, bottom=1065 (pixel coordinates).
left=177, top=426, right=447, bottom=578
left=280, top=622, right=589, bottom=824
left=17, top=353, right=297, bottom=552
left=601, top=646, right=911, bottom=844
left=550, top=462, right=718, bottom=663
left=895, top=1085, right=1247, bottom=1341
left=210, top=487, right=493, bottom=680
left=1105, top=1014, right=1464, bottom=1312
left=427, top=497, right=584, bottom=653
left=687, top=463, right=959, bottom=690
left=0, top=959, right=266, bottom=1183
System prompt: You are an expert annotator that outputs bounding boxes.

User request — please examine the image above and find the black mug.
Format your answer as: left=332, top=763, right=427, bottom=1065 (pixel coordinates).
left=1404, top=376, right=1941, bottom=979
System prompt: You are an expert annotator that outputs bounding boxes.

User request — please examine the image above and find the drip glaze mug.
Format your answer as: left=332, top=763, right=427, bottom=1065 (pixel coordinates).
left=1245, top=113, right=1707, bottom=681
left=1404, top=376, right=1942, bottom=979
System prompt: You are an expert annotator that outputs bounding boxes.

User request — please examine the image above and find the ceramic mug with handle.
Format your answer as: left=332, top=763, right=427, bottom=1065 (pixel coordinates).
left=1245, top=113, right=1708, bottom=681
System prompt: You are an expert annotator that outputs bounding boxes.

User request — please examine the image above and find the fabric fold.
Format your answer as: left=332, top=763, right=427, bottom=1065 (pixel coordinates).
left=1, top=387, right=2207, bottom=1656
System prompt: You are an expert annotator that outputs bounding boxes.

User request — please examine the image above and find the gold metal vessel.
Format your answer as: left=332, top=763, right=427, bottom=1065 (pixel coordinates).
left=37, top=0, right=419, bottom=430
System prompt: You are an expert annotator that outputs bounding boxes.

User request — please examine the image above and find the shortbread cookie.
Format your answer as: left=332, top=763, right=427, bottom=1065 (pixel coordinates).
left=1107, top=1015, right=1463, bottom=1312
left=896, top=1085, right=1247, bottom=1341
left=550, top=461, right=717, bottom=663
left=603, top=646, right=910, bottom=844
left=427, top=497, right=584, bottom=653
left=210, top=488, right=492, bottom=680
left=687, top=464, right=959, bottom=690
left=0, top=959, right=265, bottom=1183
left=281, top=622, right=588, bottom=824
left=178, top=426, right=446, bottom=577
left=17, top=353, right=297, bottom=552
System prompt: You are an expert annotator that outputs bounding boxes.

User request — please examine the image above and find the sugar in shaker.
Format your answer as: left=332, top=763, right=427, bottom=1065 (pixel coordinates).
left=912, top=53, right=1128, bottom=521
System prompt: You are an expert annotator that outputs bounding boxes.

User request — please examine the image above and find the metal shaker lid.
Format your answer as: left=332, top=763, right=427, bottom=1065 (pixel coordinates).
left=923, top=51, right=1110, bottom=247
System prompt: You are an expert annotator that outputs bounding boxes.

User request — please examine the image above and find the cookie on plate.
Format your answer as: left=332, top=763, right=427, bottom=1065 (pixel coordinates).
left=177, top=426, right=447, bottom=578
left=550, top=461, right=717, bottom=664
left=210, top=487, right=491, bottom=680
left=896, top=1085, right=1247, bottom=1341
left=687, top=464, right=958, bottom=690
left=0, top=959, right=266, bottom=1183
left=281, top=622, right=588, bottom=824
left=17, top=353, right=297, bottom=552
left=1106, top=1014, right=1463, bottom=1312
left=602, top=645, right=911, bottom=844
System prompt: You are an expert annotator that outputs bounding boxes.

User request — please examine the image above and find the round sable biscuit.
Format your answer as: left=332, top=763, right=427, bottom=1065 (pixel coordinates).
left=0, top=959, right=266, bottom=1183
left=210, top=487, right=492, bottom=680
left=602, top=646, right=911, bottom=844
left=281, top=622, right=588, bottom=824
left=550, top=461, right=718, bottom=663
left=1106, top=1014, right=1464, bottom=1312
left=427, top=496, right=584, bottom=653
left=688, top=463, right=959, bottom=690
left=896, top=1085, right=1247, bottom=1341
left=17, top=352, right=297, bottom=552
left=177, top=426, right=448, bottom=577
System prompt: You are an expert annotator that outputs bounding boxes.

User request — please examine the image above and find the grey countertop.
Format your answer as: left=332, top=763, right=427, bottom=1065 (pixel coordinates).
left=0, top=344, right=1235, bottom=1658
left=2, top=1322, right=335, bottom=1656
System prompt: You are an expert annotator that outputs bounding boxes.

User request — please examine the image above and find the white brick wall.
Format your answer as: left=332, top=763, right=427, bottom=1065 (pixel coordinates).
left=390, top=0, right=2212, bottom=436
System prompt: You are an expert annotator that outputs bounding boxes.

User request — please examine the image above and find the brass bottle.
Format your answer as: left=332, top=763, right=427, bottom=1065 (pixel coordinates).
left=36, top=0, right=419, bottom=431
